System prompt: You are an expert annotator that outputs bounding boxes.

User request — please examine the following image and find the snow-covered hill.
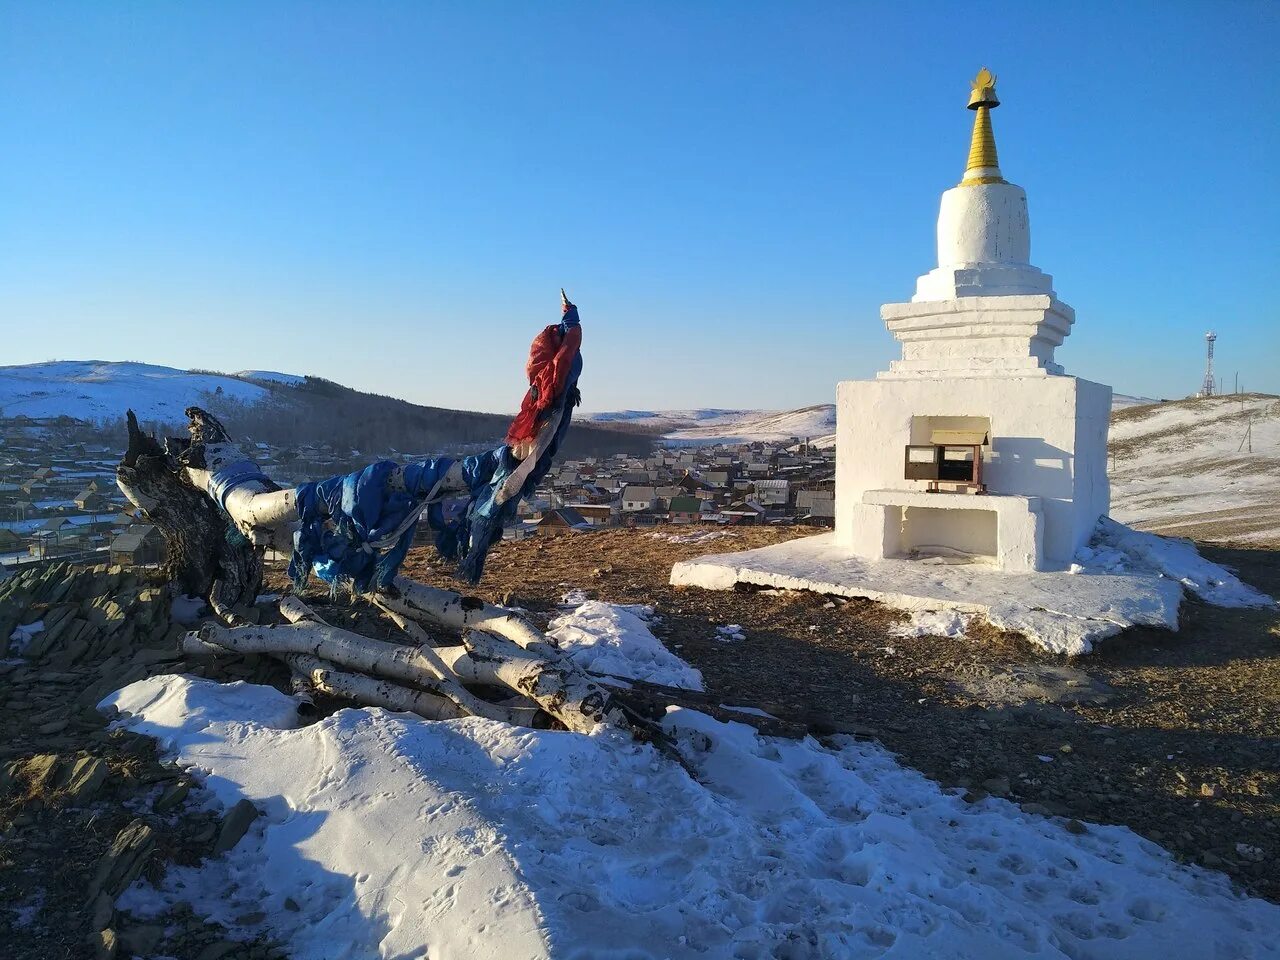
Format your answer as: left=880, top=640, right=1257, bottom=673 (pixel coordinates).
left=0, top=361, right=296, bottom=424
left=1109, top=393, right=1280, bottom=546
left=590, top=394, right=1165, bottom=448
left=586, top=405, right=837, bottom=445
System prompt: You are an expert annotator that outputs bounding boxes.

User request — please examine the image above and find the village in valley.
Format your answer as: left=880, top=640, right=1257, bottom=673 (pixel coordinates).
left=0, top=409, right=838, bottom=575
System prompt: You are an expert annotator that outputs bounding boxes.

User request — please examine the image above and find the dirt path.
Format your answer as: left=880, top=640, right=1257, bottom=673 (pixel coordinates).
left=402, top=528, right=1280, bottom=902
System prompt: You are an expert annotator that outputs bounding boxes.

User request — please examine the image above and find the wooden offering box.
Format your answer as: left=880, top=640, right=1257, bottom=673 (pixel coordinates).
left=904, top=429, right=989, bottom=494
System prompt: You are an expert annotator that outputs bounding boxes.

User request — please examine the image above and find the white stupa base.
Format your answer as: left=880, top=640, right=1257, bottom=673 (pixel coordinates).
left=670, top=533, right=1183, bottom=656
left=852, top=490, right=1044, bottom=572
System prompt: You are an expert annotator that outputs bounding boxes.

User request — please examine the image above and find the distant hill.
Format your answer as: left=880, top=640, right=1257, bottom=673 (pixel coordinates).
left=585, top=406, right=836, bottom=445
left=0, top=360, right=652, bottom=460
left=587, top=392, right=1165, bottom=449
left=0, top=361, right=273, bottom=424
left=1109, top=393, right=1280, bottom=546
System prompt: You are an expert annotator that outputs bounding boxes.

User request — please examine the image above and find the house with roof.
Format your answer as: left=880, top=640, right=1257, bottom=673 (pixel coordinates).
left=667, top=495, right=706, bottom=525
left=564, top=503, right=616, bottom=527
left=752, top=478, right=790, bottom=507
left=719, top=500, right=767, bottom=525
left=75, top=488, right=107, bottom=512
left=110, top=524, right=165, bottom=567
left=537, top=507, right=592, bottom=537
left=620, top=485, right=658, bottom=513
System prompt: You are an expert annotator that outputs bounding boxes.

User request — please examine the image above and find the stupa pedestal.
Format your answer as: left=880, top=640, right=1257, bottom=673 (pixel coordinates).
left=672, top=69, right=1173, bottom=654
left=838, top=367, right=1111, bottom=571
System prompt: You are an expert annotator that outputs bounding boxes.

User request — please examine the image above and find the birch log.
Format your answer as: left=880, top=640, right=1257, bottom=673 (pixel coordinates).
left=184, top=621, right=501, bottom=718
left=284, top=653, right=464, bottom=721
left=384, top=578, right=549, bottom=652
left=278, top=597, right=536, bottom=724
left=378, top=580, right=636, bottom=734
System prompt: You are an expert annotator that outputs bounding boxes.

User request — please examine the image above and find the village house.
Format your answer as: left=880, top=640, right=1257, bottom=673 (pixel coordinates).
left=109, top=524, right=165, bottom=567
left=537, top=507, right=591, bottom=537
left=564, top=503, right=616, bottom=527
left=620, top=484, right=658, bottom=513
left=719, top=500, right=767, bottom=525
left=74, top=487, right=107, bottom=512
left=752, top=478, right=790, bottom=507
left=667, top=495, right=705, bottom=525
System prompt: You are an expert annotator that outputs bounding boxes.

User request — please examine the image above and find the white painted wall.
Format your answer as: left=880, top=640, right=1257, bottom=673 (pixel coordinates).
left=835, top=375, right=1110, bottom=568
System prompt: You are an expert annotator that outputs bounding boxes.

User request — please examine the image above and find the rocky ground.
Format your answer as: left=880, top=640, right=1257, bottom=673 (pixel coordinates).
left=2, top=528, right=1277, bottom=958
left=0, top=563, right=290, bottom=960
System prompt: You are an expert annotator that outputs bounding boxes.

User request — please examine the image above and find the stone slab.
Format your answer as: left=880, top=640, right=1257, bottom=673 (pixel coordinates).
left=670, top=533, right=1183, bottom=656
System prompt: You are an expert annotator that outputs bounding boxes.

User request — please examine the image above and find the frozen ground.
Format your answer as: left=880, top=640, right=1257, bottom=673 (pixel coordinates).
left=1108, top=394, right=1280, bottom=546
left=104, top=658, right=1280, bottom=960
left=672, top=521, right=1273, bottom=656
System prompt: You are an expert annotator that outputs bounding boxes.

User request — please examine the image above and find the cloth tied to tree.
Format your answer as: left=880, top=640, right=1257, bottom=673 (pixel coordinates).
left=207, top=460, right=271, bottom=512
left=505, top=294, right=582, bottom=458
left=289, top=292, right=583, bottom=589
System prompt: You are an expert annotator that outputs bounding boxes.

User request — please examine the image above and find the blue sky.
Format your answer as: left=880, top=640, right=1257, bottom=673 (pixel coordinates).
left=2, top=2, right=1277, bottom=413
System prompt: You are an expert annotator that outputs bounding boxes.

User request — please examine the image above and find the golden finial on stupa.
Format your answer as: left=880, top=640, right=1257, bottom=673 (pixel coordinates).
left=961, top=67, right=1005, bottom=186
left=967, top=67, right=1000, bottom=110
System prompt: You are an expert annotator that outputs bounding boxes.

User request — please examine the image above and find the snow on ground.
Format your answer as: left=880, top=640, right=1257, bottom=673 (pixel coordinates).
left=647, top=529, right=738, bottom=545
left=585, top=406, right=837, bottom=445
left=547, top=595, right=704, bottom=690
left=587, top=392, right=1157, bottom=450
left=1075, top=518, right=1274, bottom=609
left=105, top=675, right=1280, bottom=960
left=889, top=609, right=973, bottom=640
left=583, top=408, right=759, bottom=429
left=663, top=404, right=836, bottom=445
left=1109, top=394, right=1280, bottom=545
left=0, top=361, right=271, bottom=424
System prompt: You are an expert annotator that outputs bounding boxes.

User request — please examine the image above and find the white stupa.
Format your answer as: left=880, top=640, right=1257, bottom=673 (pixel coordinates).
left=836, top=67, right=1111, bottom=572
left=671, top=71, right=1172, bottom=654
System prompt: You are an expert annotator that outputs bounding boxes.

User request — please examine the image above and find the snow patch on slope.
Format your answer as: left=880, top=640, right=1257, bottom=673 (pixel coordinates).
left=1108, top=394, right=1280, bottom=545
left=234, top=370, right=307, bottom=387
left=0, top=361, right=275, bottom=424
left=588, top=391, right=1150, bottom=448
left=586, top=405, right=836, bottom=445
left=105, top=675, right=1280, bottom=960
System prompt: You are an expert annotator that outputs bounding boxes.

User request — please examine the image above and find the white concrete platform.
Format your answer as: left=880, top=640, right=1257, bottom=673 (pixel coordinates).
left=670, top=533, right=1184, bottom=656
left=855, top=489, right=1043, bottom=573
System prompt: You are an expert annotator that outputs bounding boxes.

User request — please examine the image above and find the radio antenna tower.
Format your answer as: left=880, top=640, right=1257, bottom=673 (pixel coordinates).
left=1200, top=331, right=1217, bottom=397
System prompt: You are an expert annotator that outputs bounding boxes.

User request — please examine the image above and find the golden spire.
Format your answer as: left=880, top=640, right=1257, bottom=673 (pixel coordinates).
left=961, top=67, right=1005, bottom=186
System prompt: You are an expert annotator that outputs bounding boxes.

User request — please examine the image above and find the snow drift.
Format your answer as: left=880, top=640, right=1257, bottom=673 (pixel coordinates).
left=104, top=676, right=1280, bottom=960
left=103, top=593, right=1280, bottom=960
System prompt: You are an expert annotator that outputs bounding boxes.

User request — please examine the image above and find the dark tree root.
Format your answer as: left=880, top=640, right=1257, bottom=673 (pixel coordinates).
left=116, top=409, right=263, bottom=620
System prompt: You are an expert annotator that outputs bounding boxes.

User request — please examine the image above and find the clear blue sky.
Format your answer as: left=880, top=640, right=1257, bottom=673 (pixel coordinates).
left=2, top=2, right=1277, bottom=413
